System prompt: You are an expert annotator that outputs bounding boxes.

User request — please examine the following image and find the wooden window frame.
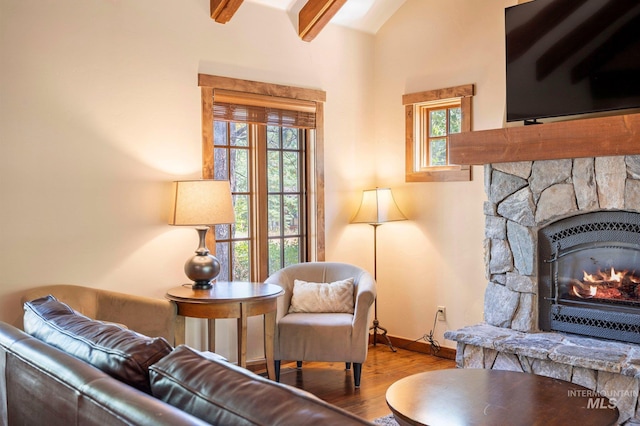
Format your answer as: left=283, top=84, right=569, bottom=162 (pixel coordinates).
left=198, top=74, right=327, bottom=278
left=403, top=84, right=474, bottom=182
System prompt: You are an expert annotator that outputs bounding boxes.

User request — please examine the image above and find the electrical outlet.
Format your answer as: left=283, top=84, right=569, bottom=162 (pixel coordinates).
left=437, top=306, right=446, bottom=321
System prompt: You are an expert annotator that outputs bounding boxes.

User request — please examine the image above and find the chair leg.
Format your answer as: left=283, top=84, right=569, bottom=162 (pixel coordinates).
left=275, top=360, right=281, bottom=382
left=296, top=361, right=303, bottom=369
left=345, top=362, right=351, bottom=370
left=353, top=363, right=362, bottom=388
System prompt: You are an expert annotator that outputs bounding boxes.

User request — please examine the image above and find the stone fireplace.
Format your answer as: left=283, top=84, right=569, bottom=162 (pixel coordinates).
left=445, top=154, right=640, bottom=424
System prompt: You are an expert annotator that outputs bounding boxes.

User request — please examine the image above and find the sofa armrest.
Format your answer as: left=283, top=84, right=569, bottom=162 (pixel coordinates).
left=22, top=285, right=99, bottom=318
left=21, top=285, right=180, bottom=345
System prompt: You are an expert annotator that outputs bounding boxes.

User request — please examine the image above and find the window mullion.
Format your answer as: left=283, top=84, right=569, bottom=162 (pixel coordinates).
left=445, top=107, right=451, bottom=164
left=304, top=128, right=318, bottom=261
left=253, top=124, right=269, bottom=282
left=427, top=106, right=437, bottom=168
left=278, top=128, right=286, bottom=267
left=420, top=106, right=428, bottom=170
left=300, top=130, right=309, bottom=262
left=426, top=107, right=432, bottom=168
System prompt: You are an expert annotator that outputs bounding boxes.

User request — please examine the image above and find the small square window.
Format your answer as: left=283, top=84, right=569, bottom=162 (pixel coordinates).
left=403, top=84, right=474, bottom=182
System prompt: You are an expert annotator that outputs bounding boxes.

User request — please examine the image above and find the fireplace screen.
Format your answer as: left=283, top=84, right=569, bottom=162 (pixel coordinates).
left=539, top=211, right=640, bottom=344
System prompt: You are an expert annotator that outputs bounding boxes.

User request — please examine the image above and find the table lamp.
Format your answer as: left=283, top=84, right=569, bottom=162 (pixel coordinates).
left=352, top=187, right=406, bottom=351
left=169, top=180, right=235, bottom=289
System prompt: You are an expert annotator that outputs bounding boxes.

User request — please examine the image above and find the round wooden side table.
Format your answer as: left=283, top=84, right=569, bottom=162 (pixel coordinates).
left=166, top=281, right=284, bottom=380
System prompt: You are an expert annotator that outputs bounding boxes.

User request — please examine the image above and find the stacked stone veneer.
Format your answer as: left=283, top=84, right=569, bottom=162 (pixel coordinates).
left=444, top=155, right=640, bottom=424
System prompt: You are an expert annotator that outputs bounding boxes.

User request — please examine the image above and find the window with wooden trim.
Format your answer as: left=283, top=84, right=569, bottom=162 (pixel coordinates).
left=404, top=84, right=474, bottom=182
left=199, top=74, right=326, bottom=282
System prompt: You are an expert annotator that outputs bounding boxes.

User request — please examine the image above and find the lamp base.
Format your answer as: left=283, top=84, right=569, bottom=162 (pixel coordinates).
left=184, top=227, right=221, bottom=289
left=191, top=280, right=215, bottom=290
left=370, top=318, right=397, bottom=352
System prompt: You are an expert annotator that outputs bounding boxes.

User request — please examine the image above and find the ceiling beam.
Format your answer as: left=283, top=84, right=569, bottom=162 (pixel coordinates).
left=210, top=0, right=244, bottom=24
left=298, top=0, right=348, bottom=42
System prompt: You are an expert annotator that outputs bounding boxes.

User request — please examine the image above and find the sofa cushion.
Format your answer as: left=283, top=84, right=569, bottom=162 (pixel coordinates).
left=149, top=345, right=371, bottom=426
left=288, top=278, right=354, bottom=313
left=23, top=295, right=172, bottom=394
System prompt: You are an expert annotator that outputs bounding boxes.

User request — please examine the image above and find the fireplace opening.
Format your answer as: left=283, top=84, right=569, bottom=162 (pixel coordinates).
left=539, top=211, right=640, bottom=344
left=560, top=245, right=640, bottom=308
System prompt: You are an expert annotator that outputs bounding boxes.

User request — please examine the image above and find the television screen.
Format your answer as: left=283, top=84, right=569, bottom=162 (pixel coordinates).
left=505, top=0, right=640, bottom=123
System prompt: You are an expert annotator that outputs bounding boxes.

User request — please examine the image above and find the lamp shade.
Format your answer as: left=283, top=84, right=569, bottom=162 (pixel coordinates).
left=169, top=180, right=235, bottom=226
left=351, top=188, right=406, bottom=225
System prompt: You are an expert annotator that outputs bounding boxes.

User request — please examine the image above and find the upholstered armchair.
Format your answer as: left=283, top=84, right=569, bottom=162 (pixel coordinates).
left=20, top=284, right=183, bottom=346
left=264, top=262, right=376, bottom=387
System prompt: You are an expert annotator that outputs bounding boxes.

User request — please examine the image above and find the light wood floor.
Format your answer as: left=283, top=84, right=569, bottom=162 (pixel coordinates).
left=277, top=345, right=456, bottom=421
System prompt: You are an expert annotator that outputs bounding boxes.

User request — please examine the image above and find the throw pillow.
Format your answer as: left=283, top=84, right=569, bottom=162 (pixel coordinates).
left=23, top=295, right=173, bottom=394
left=288, top=278, right=354, bottom=313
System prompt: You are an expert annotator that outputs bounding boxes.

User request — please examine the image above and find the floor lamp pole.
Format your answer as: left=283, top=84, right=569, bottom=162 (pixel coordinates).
left=370, top=223, right=397, bottom=352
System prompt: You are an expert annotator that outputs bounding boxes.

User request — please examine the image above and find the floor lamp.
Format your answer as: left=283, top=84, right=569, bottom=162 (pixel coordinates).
left=352, top=187, right=407, bottom=352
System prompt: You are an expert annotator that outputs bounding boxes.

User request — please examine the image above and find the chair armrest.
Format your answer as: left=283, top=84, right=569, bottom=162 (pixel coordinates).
left=265, top=270, right=295, bottom=323
left=352, top=271, right=376, bottom=329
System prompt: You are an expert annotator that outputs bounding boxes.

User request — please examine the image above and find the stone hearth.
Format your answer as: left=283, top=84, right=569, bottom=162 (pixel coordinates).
left=445, top=155, right=640, bottom=424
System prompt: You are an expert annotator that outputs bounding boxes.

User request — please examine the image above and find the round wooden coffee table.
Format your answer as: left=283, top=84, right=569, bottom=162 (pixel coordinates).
left=386, top=369, right=619, bottom=426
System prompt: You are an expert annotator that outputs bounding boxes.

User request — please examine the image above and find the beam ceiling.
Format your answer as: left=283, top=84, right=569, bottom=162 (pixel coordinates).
left=209, top=0, right=349, bottom=42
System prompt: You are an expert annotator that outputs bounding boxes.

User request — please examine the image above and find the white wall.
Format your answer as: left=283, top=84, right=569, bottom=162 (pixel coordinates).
left=0, top=0, right=516, bottom=358
left=339, top=0, right=516, bottom=349
left=0, top=0, right=376, bottom=360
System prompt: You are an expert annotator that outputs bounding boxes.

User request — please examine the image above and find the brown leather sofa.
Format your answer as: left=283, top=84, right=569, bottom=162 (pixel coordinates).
left=0, top=293, right=375, bottom=426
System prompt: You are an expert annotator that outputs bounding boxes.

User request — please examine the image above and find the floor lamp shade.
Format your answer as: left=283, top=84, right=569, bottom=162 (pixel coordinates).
left=351, top=188, right=406, bottom=225
left=169, top=180, right=235, bottom=289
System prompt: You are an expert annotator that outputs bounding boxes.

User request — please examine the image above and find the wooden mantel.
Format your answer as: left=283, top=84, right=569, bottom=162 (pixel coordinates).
left=449, top=112, right=640, bottom=165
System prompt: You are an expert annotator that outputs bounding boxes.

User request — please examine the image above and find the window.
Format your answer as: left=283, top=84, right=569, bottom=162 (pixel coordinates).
left=403, top=84, right=474, bottom=182
left=199, top=74, right=326, bottom=282
left=419, top=101, right=461, bottom=167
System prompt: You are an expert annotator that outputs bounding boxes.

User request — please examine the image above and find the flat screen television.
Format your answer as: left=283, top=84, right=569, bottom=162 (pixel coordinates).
left=505, top=0, right=640, bottom=123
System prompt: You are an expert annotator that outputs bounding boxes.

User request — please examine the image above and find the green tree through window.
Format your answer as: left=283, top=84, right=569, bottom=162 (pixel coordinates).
left=213, top=121, right=307, bottom=282
left=266, top=125, right=305, bottom=276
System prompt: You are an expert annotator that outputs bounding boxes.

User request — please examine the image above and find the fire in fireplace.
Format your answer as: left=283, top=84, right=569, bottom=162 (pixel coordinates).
left=538, top=211, right=640, bottom=344
left=571, top=267, right=640, bottom=301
